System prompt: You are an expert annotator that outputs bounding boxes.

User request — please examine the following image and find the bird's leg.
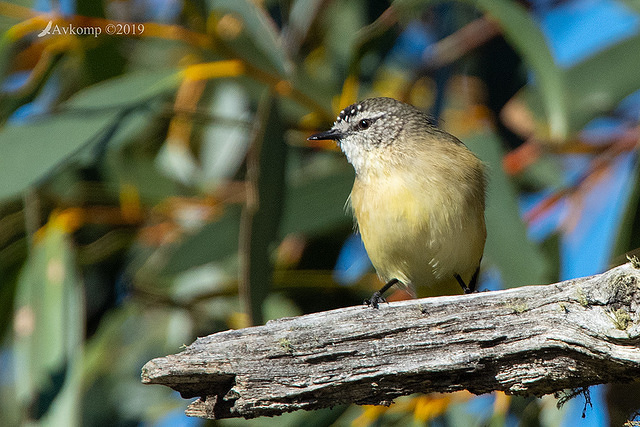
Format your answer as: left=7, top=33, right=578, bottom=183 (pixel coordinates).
left=468, top=265, right=480, bottom=292
left=454, top=274, right=470, bottom=293
left=364, top=278, right=399, bottom=309
left=454, top=265, right=481, bottom=294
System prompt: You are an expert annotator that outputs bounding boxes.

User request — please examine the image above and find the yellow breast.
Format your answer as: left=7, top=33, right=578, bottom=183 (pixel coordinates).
left=349, top=159, right=485, bottom=297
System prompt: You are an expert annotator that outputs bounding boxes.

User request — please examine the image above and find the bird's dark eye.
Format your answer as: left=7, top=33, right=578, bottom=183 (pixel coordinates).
left=358, top=119, right=372, bottom=130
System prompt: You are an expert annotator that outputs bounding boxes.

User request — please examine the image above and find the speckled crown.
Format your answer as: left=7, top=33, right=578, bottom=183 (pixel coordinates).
left=336, top=103, right=364, bottom=123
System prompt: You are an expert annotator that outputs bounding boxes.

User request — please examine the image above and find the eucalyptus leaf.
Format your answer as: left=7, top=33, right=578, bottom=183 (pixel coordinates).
left=206, top=0, right=292, bottom=76
left=522, top=33, right=640, bottom=138
left=612, top=154, right=640, bottom=258
left=200, top=82, right=252, bottom=186
left=239, top=94, right=288, bottom=324
left=13, top=224, right=83, bottom=424
left=471, top=0, right=569, bottom=142
left=152, top=204, right=243, bottom=277
left=145, top=163, right=353, bottom=279
left=620, top=0, right=640, bottom=14
left=0, top=111, right=117, bottom=200
left=282, top=0, right=325, bottom=54
left=0, top=70, right=180, bottom=201
left=63, top=68, right=179, bottom=110
left=464, top=129, right=550, bottom=288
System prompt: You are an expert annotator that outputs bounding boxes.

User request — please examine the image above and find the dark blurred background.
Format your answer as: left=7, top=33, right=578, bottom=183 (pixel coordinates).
left=1, top=0, right=640, bottom=425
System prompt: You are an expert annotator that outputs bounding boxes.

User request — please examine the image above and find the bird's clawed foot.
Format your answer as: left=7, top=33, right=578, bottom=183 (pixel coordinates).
left=364, top=278, right=399, bottom=309
left=364, top=291, right=386, bottom=309
left=455, top=266, right=481, bottom=294
left=454, top=273, right=473, bottom=294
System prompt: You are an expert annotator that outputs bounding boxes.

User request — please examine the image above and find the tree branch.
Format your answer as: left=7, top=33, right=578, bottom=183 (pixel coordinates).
left=141, top=262, right=640, bottom=419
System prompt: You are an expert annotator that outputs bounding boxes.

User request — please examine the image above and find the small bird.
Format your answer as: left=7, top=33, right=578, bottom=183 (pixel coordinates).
left=308, top=97, right=486, bottom=308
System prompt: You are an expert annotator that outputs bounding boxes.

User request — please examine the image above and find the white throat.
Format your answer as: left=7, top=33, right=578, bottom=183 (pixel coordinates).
left=339, top=138, right=367, bottom=175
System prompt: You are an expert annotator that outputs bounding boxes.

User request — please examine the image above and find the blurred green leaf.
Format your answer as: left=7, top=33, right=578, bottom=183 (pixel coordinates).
left=446, top=398, right=486, bottom=427
left=206, top=0, right=291, bottom=76
left=620, top=0, right=640, bottom=14
left=323, top=1, right=368, bottom=68
left=0, top=53, right=63, bottom=124
left=566, top=34, right=640, bottom=131
left=0, top=205, right=26, bottom=337
left=199, top=82, right=252, bottom=186
left=263, top=293, right=303, bottom=321
left=523, top=33, right=640, bottom=138
left=13, top=223, right=83, bottom=424
left=464, top=129, right=550, bottom=287
left=515, top=153, right=564, bottom=191
left=148, top=204, right=243, bottom=278
left=147, top=162, right=353, bottom=279
left=279, top=164, right=354, bottom=236
left=458, top=0, right=640, bottom=140
left=0, top=69, right=180, bottom=201
left=282, top=0, right=325, bottom=54
left=393, top=0, right=569, bottom=140
left=82, top=301, right=191, bottom=424
left=471, top=0, right=568, bottom=141
left=103, top=139, right=184, bottom=204
left=612, top=157, right=640, bottom=259
left=64, top=68, right=179, bottom=110
left=218, top=404, right=347, bottom=427
left=0, top=112, right=116, bottom=200
left=239, top=93, right=288, bottom=325
left=0, top=248, right=21, bottom=341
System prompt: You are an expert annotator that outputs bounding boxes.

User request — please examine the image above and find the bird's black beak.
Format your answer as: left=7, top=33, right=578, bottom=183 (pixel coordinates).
left=307, top=128, right=343, bottom=141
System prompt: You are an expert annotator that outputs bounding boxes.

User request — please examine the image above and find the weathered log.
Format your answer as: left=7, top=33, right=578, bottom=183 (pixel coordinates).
left=141, top=262, right=640, bottom=419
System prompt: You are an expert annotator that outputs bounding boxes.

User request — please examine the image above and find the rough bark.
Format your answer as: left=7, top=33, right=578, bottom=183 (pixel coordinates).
left=141, top=262, right=640, bottom=419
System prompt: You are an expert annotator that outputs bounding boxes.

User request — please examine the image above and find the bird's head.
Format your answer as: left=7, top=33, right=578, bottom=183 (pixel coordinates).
left=308, top=97, right=435, bottom=174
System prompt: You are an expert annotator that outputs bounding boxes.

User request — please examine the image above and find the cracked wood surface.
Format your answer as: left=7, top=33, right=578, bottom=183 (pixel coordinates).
left=141, top=262, right=640, bottom=419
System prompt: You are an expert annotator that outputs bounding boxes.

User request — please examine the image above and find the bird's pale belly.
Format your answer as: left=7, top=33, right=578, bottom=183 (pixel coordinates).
left=350, top=174, right=485, bottom=297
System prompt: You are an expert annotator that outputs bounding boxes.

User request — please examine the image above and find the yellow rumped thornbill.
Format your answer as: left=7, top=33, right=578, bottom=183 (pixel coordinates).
left=309, top=97, right=486, bottom=308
